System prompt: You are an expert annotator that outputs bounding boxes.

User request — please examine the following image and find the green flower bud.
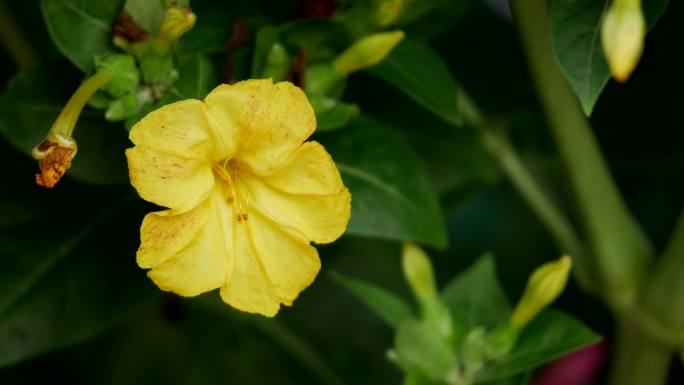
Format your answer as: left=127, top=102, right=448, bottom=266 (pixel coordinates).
left=140, top=53, right=178, bottom=85
left=261, top=43, right=291, bottom=82
left=601, top=0, right=645, bottom=82
left=333, top=30, right=405, bottom=74
left=304, top=63, right=346, bottom=97
left=87, top=90, right=112, bottom=109
left=511, top=256, right=572, bottom=328
left=154, top=6, right=197, bottom=53
left=105, top=94, right=139, bottom=121
left=95, top=54, right=141, bottom=97
left=402, top=242, right=438, bottom=301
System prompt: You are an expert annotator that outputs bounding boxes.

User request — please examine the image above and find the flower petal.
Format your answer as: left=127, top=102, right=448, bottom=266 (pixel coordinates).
left=145, top=187, right=233, bottom=297
left=129, top=99, right=217, bottom=160
left=204, top=79, right=316, bottom=175
left=239, top=142, right=351, bottom=244
left=220, top=210, right=320, bottom=317
left=126, top=145, right=215, bottom=212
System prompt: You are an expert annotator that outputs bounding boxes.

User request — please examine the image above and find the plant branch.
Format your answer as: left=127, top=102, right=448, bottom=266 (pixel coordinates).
left=509, top=0, right=654, bottom=309
left=638, top=208, right=684, bottom=344
left=458, top=92, right=597, bottom=293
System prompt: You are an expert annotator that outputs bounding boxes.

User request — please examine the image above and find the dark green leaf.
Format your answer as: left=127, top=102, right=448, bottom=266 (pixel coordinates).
left=549, top=0, right=669, bottom=115
left=476, top=310, right=601, bottom=382
left=395, top=320, right=457, bottom=381
left=0, top=65, right=129, bottom=185
left=174, top=54, right=217, bottom=99
left=41, top=0, right=124, bottom=72
left=440, top=254, right=511, bottom=329
left=279, top=19, right=349, bottom=62
left=124, top=0, right=164, bottom=34
left=315, top=100, right=360, bottom=132
left=251, top=26, right=281, bottom=78
left=369, top=38, right=459, bottom=125
left=331, top=271, right=413, bottom=328
left=0, top=196, right=155, bottom=367
left=320, top=117, right=447, bottom=247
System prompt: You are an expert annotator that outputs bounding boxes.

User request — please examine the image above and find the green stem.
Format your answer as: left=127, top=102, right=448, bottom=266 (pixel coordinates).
left=459, top=93, right=597, bottom=293
left=510, top=0, right=653, bottom=309
left=0, top=0, right=38, bottom=70
left=609, top=313, right=672, bottom=385
left=638, top=208, right=684, bottom=344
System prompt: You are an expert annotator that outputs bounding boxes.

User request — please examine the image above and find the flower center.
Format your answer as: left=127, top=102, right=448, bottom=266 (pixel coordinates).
left=214, top=157, right=249, bottom=224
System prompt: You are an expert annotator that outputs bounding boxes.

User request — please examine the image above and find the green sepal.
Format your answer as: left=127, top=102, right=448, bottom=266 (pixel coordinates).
left=105, top=94, right=139, bottom=121
left=140, top=52, right=178, bottom=85
left=95, top=54, right=141, bottom=97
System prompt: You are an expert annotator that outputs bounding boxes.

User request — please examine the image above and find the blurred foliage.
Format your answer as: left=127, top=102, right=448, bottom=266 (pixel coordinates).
left=0, top=0, right=683, bottom=384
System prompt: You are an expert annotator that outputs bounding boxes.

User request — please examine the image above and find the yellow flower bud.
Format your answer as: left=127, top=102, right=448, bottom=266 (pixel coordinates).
left=32, top=71, right=112, bottom=188
left=154, top=6, right=197, bottom=53
left=601, top=0, right=645, bottom=82
left=333, top=30, right=405, bottom=74
left=402, top=242, right=438, bottom=301
left=511, top=256, right=572, bottom=328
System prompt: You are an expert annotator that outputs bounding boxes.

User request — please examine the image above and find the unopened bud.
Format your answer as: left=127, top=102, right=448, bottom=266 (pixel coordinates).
left=511, top=256, right=572, bottom=328
left=96, top=54, right=140, bottom=97
left=32, top=71, right=112, bottom=188
left=333, top=30, right=404, bottom=74
left=402, top=242, right=438, bottom=301
left=154, top=6, right=196, bottom=53
left=140, top=53, right=178, bottom=85
left=106, top=94, right=139, bottom=121
left=601, top=0, right=645, bottom=82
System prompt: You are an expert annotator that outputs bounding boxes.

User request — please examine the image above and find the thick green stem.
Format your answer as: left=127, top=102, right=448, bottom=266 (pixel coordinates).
left=609, top=313, right=672, bottom=385
left=510, top=0, right=653, bottom=309
left=638, top=208, right=684, bottom=344
left=0, top=0, right=37, bottom=70
left=459, top=93, right=597, bottom=293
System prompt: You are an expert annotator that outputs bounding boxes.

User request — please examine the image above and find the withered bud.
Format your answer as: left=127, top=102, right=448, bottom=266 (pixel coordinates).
left=32, top=134, right=77, bottom=188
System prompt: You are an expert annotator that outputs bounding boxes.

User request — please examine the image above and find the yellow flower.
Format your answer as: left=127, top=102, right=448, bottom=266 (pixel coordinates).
left=126, top=79, right=351, bottom=316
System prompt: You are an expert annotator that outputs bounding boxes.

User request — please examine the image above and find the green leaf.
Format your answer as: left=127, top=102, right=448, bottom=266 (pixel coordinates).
left=331, top=271, right=413, bottom=328
left=278, top=19, right=349, bottom=62
left=41, top=0, right=124, bottom=72
left=549, top=0, right=669, bottom=115
left=476, top=310, right=601, bottom=382
left=0, top=65, right=129, bottom=185
left=395, top=320, right=458, bottom=382
left=310, top=96, right=360, bottom=132
left=369, top=38, right=459, bottom=125
left=174, top=54, right=217, bottom=99
left=124, top=0, right=164, bottom=34
left=320, top=117, right=447, bottom=247
left=440, top=254, right=511, bottom=329
left=0, top=196, right=155, bottom=367
left=251, top=26, right=281, bottom=78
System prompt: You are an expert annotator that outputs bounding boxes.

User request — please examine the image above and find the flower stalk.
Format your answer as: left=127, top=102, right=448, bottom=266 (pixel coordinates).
left=32, top=71, right=113, bottom=188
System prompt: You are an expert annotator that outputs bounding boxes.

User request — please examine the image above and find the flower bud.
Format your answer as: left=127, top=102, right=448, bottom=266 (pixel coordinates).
left=511, top=256, right=572, bottom=328
left=332, top=30, right=405, bottom=74
left=32, top=71, right=112, bottom=188
left=96, top=54, right=141, bottom=97
left=105, top=94, right=139, bottom=121
left=140, top=53, right=178, bottom=85
left=402, top=242, right=438, bottom=301
left=154, top=6, right=197, bottom=53
left=601, top=0, right=645, bottom=82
